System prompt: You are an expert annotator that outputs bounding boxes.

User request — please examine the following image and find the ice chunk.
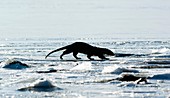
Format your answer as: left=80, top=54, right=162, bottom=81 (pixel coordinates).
left=0, top=58, right=29, bottom=69
left=151, top=48, right=170, bottom=54
left=30, top=79, right=55, bottom=88
left=18, top=78, right=62, bottom=92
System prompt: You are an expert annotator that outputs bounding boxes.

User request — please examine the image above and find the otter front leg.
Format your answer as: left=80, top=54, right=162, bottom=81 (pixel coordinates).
left=87, top=55, right=94, bottom=60
left=73, top=52, right=81, bottom=59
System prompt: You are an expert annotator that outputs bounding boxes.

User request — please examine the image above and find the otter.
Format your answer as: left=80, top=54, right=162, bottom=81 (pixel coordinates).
left=45, top=42, right=115, bottom=60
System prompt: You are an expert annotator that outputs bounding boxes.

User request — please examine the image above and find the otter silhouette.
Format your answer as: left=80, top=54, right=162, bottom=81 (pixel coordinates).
left=45, top=42, right=115, bottom=60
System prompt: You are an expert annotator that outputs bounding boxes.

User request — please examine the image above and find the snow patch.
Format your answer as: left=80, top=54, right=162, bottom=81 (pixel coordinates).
left=70, top=62, right=92, bottom=71
left=102, top=65, right=139, bottom=74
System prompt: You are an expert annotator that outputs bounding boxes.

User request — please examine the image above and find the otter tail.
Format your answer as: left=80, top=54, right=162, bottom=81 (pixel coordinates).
left=45, top=46, right=68, bottom=59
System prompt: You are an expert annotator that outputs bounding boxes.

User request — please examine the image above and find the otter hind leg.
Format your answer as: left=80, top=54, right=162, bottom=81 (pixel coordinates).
left=60, top=49, right=72, bottom=59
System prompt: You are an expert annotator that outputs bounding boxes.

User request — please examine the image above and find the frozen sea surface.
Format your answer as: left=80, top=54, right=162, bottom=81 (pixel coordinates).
left=0, top=38, right=170, bottom=98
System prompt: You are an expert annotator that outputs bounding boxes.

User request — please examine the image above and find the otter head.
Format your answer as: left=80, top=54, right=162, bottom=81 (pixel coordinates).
left=103, top=48, right=115, bottom=56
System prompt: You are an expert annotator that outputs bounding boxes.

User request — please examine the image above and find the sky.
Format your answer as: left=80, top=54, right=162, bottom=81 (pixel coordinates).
left=0, top=0, right=170, bottom=39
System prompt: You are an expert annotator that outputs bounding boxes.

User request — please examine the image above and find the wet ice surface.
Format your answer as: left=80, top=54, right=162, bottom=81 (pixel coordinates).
left=0, top=38, right=170, bottom=98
